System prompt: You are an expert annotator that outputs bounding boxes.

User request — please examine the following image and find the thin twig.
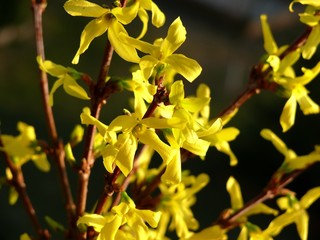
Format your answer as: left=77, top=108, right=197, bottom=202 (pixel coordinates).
left=216, top=26, right=312, bottom=119
left=213, top=26, right=314, bottom=230
left=215, top=167, right=306, bottom=229
left=31, top=0, right=76, bottom=236
left=0, top=138, right=51, bottom=239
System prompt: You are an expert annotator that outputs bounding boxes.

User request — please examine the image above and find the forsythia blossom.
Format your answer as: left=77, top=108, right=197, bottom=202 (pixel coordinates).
left=261, top=129, right=320, bottom=172
left=160, top=81, right=239, bottom=166
left=226, top=176, right=278, bottom=240
left=1, top=122, right=50, bottom=205
left=120, top=17, right=202, bottom=82
left=80, top=107, right=186, bottom=183
left=260, top=187, right=320, bottom=240
left=78, top=192, right=161, bottom=240
left=37, top=56, right=90, bottom=106
left=290, top=0, right=320, bottom=59
left=260, top=15, right=320, bottom=132
left=64, top=0, right=140, bottom=64
left=156, top=173, right=210, bottom=239
left=0, top=122, right=49, bottom=172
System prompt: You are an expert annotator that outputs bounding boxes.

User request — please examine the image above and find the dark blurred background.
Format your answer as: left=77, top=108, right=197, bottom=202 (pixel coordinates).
left=0, top=0, right=319, bottom=239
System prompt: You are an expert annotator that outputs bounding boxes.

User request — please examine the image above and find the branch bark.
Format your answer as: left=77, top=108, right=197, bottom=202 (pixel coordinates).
left=31, top=0, right=76, bottom=237
left=0, top=138, right=51, bottom=239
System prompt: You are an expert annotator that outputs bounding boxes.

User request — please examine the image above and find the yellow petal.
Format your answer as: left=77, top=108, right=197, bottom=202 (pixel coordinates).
left=290, top=62, right=320, bottom=85
left=287, top=153, right=320, bottom=170
left=77, top=213, right=106, bottom=232
left=182, top=138, right=210, bottom=157
left=115, top=133, right=137, bottom=176
left=266, top=55, right=280, bottom=72
left=164, top=54, right=202, bottom=82
left=49, top=78, right=63, bottom=106
left=80, top=107, right=109, bottom=136
left=72, top=16, right=111, bottom=64
left=260, top=15, right=278, bottom=54
left=161, top=149, right=181, bottom=184
left=215, top=141, right=238, bottom=166
left=277, top=49, right=300, bottom=74
left=108, top=21, right=140, bottom=63
left=20, top=233, right=31, bottom=240
left=119, top=32, right=157, bottom=55
left=265, top=210, right=302, bottom=236
left=161, top=17, right=186, bottom=56
left=260, top=129, right=290, bottom=156
left=63, top=74, right=90, bottom=100
left=32, top=153, right=50, bottom=172
left=280, top=94, right=297, bottom=132
left=294, top=86, right=320, bottom=114
left=196, top=118, right=222, bottom=138
left=226, top=176, right=243, bottom=210
left=37, top=56, right=67, bottom=76
left=111, top=3, right=139, bottom=25
left=169, top=80, right=185, bottom=104
left=245, top=203, right=278, bottom=216
left=139, top=55, right=158, bottom=79
left=186, top=225, right=227, bottom=240
left=136, top=9, right=149, bottom=39
left=139, top=129, right=174, bottom=164
left=65, top=143, right=76, bottom=162
left=296, top=211, right=309, bottom=240
left=289, top=0, right=320, bottom=12
left=300, top=187, right=320, bottom=209
left=140, top=117, right=187, bottom=129
left=64, top=0, right=109, bottom=17
left=100, top=215, right=123, bottom=240
left=9, top=187, right=19, bottom=205
left=102, top=145, right=118, bottom=173
left=150, top=1, right=165, bottom=27
left=108, top=115, right=138, bottom=132
left=302, top=25, right=320, bottom=59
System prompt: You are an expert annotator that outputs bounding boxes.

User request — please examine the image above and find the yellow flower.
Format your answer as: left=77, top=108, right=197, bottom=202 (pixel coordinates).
left=122, top=69, right=157, bottom=118
left=80, top=107, right=186, bottom=183
left=78, top=192, right=161, bottom=240
left=156, top=173, right=209, bottom=239
left=163, top=81, right=214, bottom=156
left=120, top=17, right=202, bottom=82
left=37, top=56, right=90, bottom=106
left=133, top=0, right=165, bottom=39
left=186, top=225, right=227, bottom=240
left=160, top=81, right=239, bottom=165
left=260, top=129, right=320, bottom=171
left=0, top=122, right=50, bottom=172
left=263, top=187, right=320, bottom=240
left=223, top=176, right=278, bottom=240
left=64, top=0, right=140, bottom=64
left=260, top=15, right=320, bottom=132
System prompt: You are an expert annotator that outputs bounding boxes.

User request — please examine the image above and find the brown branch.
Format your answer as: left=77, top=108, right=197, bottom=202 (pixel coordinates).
left=215, top=167, right=306, bottom=230
left=216, top=26, right=312, bottom=119
left=76, top=22, right=115, bottom=227
left=213, top=26, right=314, bottom=231
left=31, top=0, right=76, bottom=237
left=0, top=138, right=50, bottom=239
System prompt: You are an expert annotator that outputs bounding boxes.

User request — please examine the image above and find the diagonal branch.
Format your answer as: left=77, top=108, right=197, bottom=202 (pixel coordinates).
left=0, top=138, right=51, bottom=239
left=214, top=166, right=307, bottom=230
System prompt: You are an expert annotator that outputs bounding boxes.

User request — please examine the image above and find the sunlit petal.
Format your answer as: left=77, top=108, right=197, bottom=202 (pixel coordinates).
left=72, top=17, right=111, bottom=64
left=280, top=94, right=297, bottom=132
left=64, top=0, right=109, bottom=17
left=164, top=54, right=202, bottom=82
